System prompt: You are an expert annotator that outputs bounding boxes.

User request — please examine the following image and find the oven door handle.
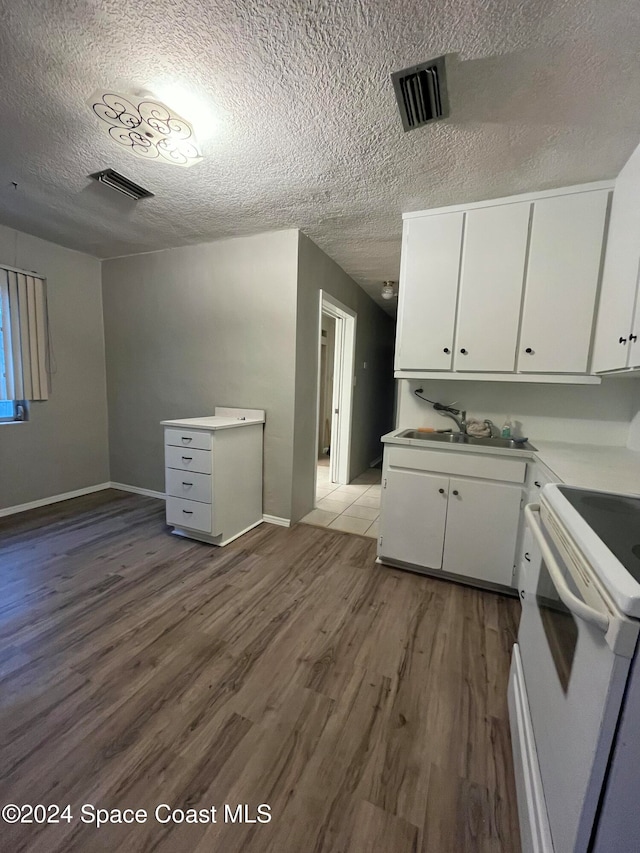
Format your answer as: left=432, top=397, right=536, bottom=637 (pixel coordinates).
left=525, top=503, right=610, bottom=633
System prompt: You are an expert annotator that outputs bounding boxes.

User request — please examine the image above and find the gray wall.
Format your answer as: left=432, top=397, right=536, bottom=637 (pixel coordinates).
left=101, top=230, right=299, bottom=520
left=291, top=232, right=395, bottom=521
left=0, top=224, right=109, bottom=509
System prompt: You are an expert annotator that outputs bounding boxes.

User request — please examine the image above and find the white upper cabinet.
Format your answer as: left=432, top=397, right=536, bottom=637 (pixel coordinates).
left=631, top=293, right=640, bottom=369
left=592, top=143, right=640, bottom=373
left=395, top=183, right=612, bottom=381
left=395, top=212, right=464, bottom=370
left=517, top=190, right=609, bottom=374
left=454, top=202, right=531, bottom=372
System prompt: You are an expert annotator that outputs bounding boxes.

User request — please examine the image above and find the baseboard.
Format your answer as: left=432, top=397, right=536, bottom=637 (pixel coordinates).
left=369, top=455, right=383, bottom=468
left=0, top=482, right=111, bottom=518
left=263, top=514, right=291, bottom=527
left=1, top=483, right=289, bottom=525
left=109, top=482, right=166, bottom=501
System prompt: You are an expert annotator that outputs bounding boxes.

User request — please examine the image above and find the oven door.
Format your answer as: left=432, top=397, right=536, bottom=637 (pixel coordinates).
left=517, top=504, right=635, bottom=853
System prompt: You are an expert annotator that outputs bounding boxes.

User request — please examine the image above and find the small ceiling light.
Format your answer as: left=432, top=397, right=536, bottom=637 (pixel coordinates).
left=381, top=281, right=397, bottom=300
left=89, top=91, right=203, bottom=167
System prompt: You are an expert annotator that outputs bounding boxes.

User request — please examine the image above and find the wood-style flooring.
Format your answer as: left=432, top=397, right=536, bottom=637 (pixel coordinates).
left=0, top=489, right=521, bottom=852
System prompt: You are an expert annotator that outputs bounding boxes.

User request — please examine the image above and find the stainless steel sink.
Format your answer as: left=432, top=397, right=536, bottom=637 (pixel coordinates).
left=397, top=429, right=536, bottom=451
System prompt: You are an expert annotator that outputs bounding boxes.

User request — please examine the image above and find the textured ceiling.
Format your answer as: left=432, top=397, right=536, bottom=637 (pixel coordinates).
left=1, top=0, right=640, bottom=314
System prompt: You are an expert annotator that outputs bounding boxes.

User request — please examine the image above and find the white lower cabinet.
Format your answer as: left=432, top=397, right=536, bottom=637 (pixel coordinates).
left=379, top=445, right=525, bottom=589
left=161, top=408, right=265, bottom=547
left=442, top=477, right=523, bottom=587
left=379, top=469, right=449, bottom=569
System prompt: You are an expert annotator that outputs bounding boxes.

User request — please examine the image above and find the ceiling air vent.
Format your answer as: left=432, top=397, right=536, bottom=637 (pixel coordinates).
left=89, top=168, right=154, bottom=200
left=391, top=56, right=449, bottom=132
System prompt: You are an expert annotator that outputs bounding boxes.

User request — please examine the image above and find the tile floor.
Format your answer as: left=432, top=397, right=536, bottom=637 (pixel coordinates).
left=300, top=460, right=382, bottom=538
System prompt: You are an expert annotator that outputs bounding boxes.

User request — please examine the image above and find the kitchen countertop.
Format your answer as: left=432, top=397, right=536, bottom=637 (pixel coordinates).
left=532, top=440, right=640, bottom=494
left=162, top=406, right=265, bottom=431
left=383, top=429, right=640, bottom=495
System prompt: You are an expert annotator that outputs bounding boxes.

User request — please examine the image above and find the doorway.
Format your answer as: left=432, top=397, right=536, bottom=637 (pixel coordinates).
left=314, top=292, right=356, bottom=499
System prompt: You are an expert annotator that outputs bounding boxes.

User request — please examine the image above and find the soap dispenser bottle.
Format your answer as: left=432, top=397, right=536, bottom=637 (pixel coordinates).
left=501, top=416, right=513, bottom=439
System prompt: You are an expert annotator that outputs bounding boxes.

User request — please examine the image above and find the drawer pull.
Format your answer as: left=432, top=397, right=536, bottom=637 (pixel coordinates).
left=182, top=509, right=193, bottom=514
left=182, top=482, right=193, bottom=487
left=181, top=436, right=193, bottom=443
left=524, top=552, right=531, bottom=562
left=534, top=481, right=541, bottom=488
left=181, top=456, right=193, bottom=461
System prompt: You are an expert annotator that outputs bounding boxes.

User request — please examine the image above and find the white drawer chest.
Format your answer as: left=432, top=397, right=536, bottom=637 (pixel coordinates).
left=161, top=407, right=265, bottom=546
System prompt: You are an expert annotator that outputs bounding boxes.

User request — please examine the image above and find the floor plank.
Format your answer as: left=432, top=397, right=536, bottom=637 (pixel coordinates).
left=0, top=489, right=521, bottom=852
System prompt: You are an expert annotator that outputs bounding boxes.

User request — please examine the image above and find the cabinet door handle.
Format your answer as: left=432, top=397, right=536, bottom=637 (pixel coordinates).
left=459, top=348, right=468, bottom=355
left=443, top=347, right=450, bottom=354
left=438, top=488, right=445, bottom=494
left=619, top=336, right=628, bottom=344
left=534, top=481, right=541, bottom=488
left=524, top=552, right=531, bottom=562
left=525, top=347, right=533, bottom=354
left=452, top=489, right=459, bottom=496
left=520, top=590, right=525, bottom=600
left=630, top=333, right=638, bottom=343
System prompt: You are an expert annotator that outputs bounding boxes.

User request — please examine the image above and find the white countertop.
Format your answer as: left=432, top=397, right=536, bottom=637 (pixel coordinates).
left=383, top=429, right=640, bottom=494
left=533, top=440, right=640, bottom=494
left=162, top=406, right=265, bottom=431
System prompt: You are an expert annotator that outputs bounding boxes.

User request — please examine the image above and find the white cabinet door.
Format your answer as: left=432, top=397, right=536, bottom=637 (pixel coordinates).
left=442, top=478, right=522, bottom=587
left=593, top=146, right=640, bottom=372
left=379, top=469, right=448, bottom=569
left=454, top=202, right=531, bottom=371
left=395, top=212, right=464, bottom=370
left=629, top=296, right=640, bottom=368
left=517, top=190, right=609, bottom=373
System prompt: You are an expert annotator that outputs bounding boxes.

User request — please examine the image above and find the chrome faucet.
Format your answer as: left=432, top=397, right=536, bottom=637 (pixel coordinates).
left=483, top=419, right=500, bottom=438
left=434, top=402, right=467, bottom=434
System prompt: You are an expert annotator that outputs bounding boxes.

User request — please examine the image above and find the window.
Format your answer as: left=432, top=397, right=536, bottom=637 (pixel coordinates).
left=0, top=296, right=22, bottom=421
left=0, top=266, right=49, bottom=420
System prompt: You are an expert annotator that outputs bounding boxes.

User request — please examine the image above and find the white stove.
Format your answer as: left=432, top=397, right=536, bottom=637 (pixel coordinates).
left=509, top=484, right=640, bottom=853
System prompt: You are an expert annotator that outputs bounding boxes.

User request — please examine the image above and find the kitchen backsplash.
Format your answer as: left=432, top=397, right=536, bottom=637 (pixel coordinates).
left=396, top=376, right=640, bottom=448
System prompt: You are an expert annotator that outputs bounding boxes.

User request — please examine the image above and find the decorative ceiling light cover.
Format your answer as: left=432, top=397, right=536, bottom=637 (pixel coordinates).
left=89, top=92, right=202, bottom=167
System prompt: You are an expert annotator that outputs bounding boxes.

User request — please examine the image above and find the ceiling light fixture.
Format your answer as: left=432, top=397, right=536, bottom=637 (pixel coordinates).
left=89, top=91, right=203, bottom=167
left=381, top=281, right=397, bottom=300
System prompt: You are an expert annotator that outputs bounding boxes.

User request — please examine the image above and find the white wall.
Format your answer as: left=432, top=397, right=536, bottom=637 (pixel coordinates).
left=0, top=224, right=109, bottom=510
left=396, top=376, right=639, bottom=445
left=627, top=381, right=640, bottom=450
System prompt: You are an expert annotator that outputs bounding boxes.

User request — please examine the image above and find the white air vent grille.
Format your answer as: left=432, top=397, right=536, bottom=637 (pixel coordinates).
left=90, top=168, right=154, bottom=200
left=391, top=56, right=449, bottom=132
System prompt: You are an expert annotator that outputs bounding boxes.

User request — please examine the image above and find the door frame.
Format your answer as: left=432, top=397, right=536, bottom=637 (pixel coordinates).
left=315, top=291, right=356, bottom=490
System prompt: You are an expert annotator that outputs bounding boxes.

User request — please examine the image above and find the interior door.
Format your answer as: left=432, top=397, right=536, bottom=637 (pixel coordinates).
left=454, top=202, right=531, bottom=371
left=395, top=212, right=464, bottom=370
left=443, top=477, right=522, bottom=586
left=518, top=190, right=609, bottom=373
left=379, top=469, right=448, bottom=568
left=329, top=315, right=343, bottom=484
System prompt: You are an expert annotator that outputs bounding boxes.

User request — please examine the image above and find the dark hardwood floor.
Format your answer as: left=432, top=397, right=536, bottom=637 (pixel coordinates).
left=0, top=489, right=521, bottom=852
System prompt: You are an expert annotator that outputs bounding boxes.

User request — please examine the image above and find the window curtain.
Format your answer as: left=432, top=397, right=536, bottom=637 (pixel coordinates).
left=0, top=267, right=49, bottom=400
